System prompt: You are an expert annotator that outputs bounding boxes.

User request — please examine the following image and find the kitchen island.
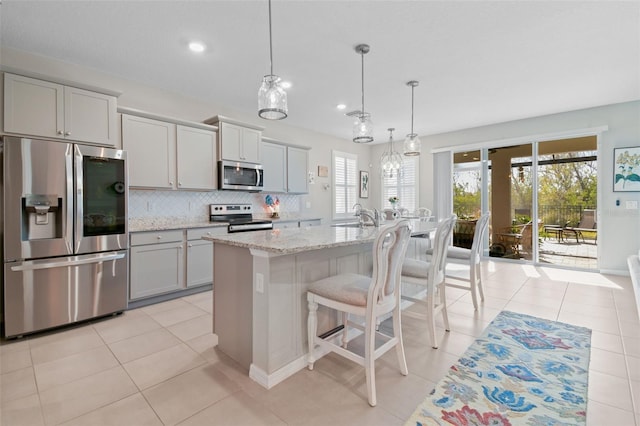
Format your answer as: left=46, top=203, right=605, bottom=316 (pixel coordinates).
left=202, top=220, right=435, bottom=389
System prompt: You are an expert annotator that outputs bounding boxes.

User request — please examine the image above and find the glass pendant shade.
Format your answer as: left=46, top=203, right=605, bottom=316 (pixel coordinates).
left=258, top=74, right=288, bottom=120
left=380, top=128, right=403, bottom=178
left=258, top=0, right=288, bottom=120
left=352, top=44, right=373, bottom=143
left=404, top=80, right=421, bottom=156
left=353, top=113, right=373, bottom=143
left=403, top=133, right=421, bottom=156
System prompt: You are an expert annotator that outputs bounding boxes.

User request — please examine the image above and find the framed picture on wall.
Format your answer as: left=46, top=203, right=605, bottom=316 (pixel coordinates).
left=359, top=171, right=369, bottom=198
left=614, top=146, right=640, bottom=192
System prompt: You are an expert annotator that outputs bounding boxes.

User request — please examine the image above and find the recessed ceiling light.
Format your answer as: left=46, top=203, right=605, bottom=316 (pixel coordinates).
left=336, top=104, right=347, bottom=110
left=281, top=81, right=292, bottom=89
left=188, top=42, right=205, bottom=53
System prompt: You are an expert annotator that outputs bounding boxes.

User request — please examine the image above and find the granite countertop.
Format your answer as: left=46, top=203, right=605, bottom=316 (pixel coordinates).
left=129, top=217, right=227, bottom=233
left=202, top=220, right=435, bottom=255
left=129, top=216, right=323, bottom=233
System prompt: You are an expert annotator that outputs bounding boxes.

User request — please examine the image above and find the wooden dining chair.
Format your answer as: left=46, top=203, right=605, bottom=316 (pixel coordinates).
left=400, top=215, right=457, bottom=349
left=306, top=220, right=412, bottom=407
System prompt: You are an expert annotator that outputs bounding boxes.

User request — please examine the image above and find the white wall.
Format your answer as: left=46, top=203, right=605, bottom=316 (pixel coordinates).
left=418, top=101, right=640, bottom=273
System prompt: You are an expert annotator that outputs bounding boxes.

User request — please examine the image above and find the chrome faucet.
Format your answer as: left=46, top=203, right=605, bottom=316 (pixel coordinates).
left=360, top=209, right=381, bottom=227
left=352, top=203, right=362, bottom=216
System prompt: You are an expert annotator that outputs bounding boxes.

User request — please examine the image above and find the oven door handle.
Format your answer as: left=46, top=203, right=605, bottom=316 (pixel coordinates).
left=11, top=252, right=125, bottom=272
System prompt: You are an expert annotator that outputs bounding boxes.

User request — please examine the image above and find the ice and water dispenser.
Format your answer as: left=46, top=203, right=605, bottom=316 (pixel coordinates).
left=22, top=194, right=63, bottom=240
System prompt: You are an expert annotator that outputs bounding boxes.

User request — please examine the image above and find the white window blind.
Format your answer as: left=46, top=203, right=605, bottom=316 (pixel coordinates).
left=382, top=156, right=419, bottom=212
left=333, top=150, right=358, bottom=219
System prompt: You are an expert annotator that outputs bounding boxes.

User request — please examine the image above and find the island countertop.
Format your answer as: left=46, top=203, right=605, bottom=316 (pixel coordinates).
left=202, top=220, right=435, bottom=255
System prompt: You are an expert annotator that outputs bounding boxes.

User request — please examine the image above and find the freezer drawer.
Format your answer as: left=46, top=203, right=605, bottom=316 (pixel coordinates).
left=3, top=250, right=128, bottom=337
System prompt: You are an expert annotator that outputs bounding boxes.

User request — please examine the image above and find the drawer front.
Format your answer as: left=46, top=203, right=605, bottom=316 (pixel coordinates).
left=187, top=226, right=227, bottom=240
left=131, top=230, right=184, bottom=246
left=299, top=219, right=321, bottom=227
left=273, top=221, right=297, bottom=230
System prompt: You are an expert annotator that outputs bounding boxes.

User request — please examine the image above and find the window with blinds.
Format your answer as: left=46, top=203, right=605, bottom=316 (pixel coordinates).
left=382, top=156, right=419, bottom=212
left=333, top=150, right=358, bottom=219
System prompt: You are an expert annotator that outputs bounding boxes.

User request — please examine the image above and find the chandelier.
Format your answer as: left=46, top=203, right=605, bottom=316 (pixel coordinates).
left=258, top=0, right=288, bottom=120
left=403, top=80, right=421, bottom=155
left=352, top=44, right=373, bottom=143
left=381, top=128, right=403, bottom=178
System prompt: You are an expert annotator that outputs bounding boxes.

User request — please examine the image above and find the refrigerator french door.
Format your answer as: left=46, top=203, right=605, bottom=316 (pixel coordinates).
left=2, top=137, right=128, bottom=337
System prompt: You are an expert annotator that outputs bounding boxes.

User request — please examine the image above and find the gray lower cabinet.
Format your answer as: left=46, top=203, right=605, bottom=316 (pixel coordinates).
left=130, top=231, right=184, bottom=300
left=129, top=227, right=223, bottom=301
left=272, top=221, right=297, bottom=230
left=186, top=228, right=221, bottom=288
left=299, top=219, right=321, bottom=227
left=273, top=219, right=322, bottom=230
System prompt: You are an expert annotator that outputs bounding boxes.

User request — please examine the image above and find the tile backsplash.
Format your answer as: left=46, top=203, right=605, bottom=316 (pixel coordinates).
left=129, top=190, right=301, bottom=220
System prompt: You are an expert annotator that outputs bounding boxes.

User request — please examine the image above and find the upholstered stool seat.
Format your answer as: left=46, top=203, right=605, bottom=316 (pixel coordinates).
left=307, top=273, right=370, bottom=306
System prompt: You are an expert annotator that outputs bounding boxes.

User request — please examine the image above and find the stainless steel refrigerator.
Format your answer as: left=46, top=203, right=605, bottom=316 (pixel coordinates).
left=1, top=136, right=128, bottom=337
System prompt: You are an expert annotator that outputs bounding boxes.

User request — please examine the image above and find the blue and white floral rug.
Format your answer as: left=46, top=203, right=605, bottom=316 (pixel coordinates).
left=405, top=310, right=591, bottom=426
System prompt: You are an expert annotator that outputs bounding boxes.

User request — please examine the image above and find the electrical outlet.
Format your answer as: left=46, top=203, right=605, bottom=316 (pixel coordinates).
left=626, top=200, right=638, bottom=209
left=306, top=201, right=311, bottom=209
left=147, top=201, right=154, bottom=212
left=256, top=273, right=264, bottom=293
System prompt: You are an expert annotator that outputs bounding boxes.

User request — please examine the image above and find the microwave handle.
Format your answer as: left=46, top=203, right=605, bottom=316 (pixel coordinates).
left=256, top=169, right=262, bottom=187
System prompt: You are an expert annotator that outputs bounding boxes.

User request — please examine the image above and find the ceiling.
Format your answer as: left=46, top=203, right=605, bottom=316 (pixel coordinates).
left=1, top=1, right=639, bottom=144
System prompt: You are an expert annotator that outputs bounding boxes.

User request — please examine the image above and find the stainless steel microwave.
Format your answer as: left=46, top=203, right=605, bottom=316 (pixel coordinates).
left=218, top=160, right=264, bottom=191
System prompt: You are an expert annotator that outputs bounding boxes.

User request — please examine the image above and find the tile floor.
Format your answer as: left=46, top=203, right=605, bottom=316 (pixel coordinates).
left=1, top=261, right=639, bottom=425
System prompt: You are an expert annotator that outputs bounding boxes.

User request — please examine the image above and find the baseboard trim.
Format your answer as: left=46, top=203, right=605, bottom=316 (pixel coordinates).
left=249, top=344, right=333, bottom=389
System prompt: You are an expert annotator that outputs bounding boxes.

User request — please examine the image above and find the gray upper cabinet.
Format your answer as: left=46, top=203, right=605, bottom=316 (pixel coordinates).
left=176, top=125, right=217, bottom=190
left=261, top=141, right=287, bottom=192
left=287, top=146, right=309, bottom=194
left=122, top=114, right=177, bottom=189
left=121, top=111, right=217, bottom=190
left=261, top=138, right=310, bottom=194
left=204, top=116, right=264, bottom=164
left=3, top=73, right=118, bottom=146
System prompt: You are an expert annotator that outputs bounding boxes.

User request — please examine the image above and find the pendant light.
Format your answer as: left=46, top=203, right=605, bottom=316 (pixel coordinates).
left=403, top=80, right=421, bottom=155
left=381, top=128, right=403, bottom=178
left=352, top=44, right=373, bottom=143
left=258, top=0, right=288, bottom=120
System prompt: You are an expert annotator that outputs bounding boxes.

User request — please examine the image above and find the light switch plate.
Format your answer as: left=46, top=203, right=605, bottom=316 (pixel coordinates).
left=626, top=200, right=638, bottom=209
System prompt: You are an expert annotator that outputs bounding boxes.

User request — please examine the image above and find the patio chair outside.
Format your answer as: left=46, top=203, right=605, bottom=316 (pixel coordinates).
left=565, top=209, right=597, bottom=243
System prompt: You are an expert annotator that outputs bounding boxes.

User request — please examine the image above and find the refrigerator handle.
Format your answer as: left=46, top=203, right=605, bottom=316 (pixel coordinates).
left=10, top=252, right=126, bottom=272
left=74, top=145, right=84, bottom=253
left=65, top=145, right=75, bottom=254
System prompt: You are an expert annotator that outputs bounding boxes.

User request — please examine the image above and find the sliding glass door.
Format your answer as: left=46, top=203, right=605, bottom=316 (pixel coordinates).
left=452, top=136, right=598, bottom=269
left=487, top=144, right=534, bottom=261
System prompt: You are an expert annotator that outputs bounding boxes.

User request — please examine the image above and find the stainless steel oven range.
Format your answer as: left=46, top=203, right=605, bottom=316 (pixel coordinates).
left=1, top=136, right=128, bottom=337
left=209, top=204, right=273, bottom=233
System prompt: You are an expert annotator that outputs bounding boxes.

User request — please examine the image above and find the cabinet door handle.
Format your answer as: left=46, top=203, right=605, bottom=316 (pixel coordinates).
left=65, top=131, right=71, bottom=136
left=179, top=182, right=182, bottom=186
left=157, top=235, right=163, bottom=240
left=57, top=130, right=64, bottom=135
left=169, top=181, right=174, bottom=186
left=179, top=245, right=183, bottom=250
